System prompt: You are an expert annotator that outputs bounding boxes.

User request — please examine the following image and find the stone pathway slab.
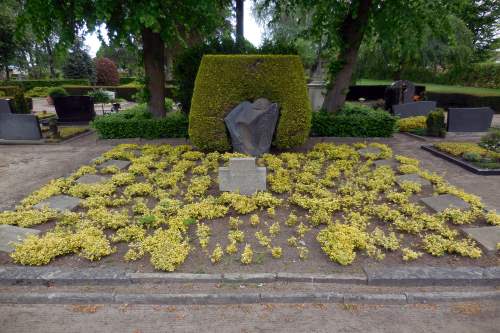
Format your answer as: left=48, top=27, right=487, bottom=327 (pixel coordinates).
left=219, top=158, right=266, bottom=195
left=76, top=174, right=108, bottom=184
left=420, top=194, right=470, bottom=213
left=33, top=195, right=81, bottom=212
left=396, top=174, right=431, bottom=187
left=462, top=226, right=500, bottom=253
left=358, top=147, right=381, bottom=158
left=97, top=159, right=130, bottom=170
left=373, top=159, right=397, bottom=168
left=0, top=225, right=41, bottom=253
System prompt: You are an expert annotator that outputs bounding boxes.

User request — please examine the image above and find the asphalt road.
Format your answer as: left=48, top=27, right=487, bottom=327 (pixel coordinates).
left=1, top=301, right=499, bottom=333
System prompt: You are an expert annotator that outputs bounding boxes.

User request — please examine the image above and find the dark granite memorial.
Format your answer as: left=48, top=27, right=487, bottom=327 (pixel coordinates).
left=393, top=101, right=436, bottom=118
left=54, top=96, right=96, bottom=123
left=447, top=107, right=493, bottom=132
left=384, top=80, right=416, bottom=109
left=0, top=101, right=42, bottom=140
left=224, top=98, right=279, bottom=156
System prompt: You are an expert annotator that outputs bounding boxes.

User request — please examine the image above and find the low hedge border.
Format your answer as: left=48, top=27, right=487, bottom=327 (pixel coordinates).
left=91, top=112, right=188, bottom=139
left=1, top=79, right=90, bottom=91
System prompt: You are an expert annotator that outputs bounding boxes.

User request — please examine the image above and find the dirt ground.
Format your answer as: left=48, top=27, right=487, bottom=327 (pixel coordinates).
left=0, top=132, right=499, bottom=273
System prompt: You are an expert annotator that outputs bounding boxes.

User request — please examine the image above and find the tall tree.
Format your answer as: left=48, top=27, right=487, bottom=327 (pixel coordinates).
left=21, top=0, right=224, bottom=118
left=0, top=4, right=17, bottom=79
left=263, top=0, right=459, bottom=112
left=235, top=0, right=245, bottom=46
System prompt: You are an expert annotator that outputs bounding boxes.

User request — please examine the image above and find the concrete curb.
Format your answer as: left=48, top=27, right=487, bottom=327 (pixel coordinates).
left=0, top=290, right=497, bottom=305
left=0, top=266, right=498, bottom=286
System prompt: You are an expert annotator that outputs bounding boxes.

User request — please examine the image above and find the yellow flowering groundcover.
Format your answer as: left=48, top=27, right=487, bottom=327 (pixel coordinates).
left=1, top=142, right=497, bottom=271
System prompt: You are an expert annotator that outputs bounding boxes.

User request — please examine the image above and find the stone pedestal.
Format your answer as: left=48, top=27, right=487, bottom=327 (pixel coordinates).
left=218, top=158, right=266, bottom=195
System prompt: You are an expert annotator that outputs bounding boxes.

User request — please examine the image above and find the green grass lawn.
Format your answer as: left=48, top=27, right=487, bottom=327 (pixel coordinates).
left=356, top=79, right=500, bottom=97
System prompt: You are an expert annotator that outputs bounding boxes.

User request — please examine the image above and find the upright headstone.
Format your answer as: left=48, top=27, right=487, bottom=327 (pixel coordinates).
left=447, top=107, right=493, bottom=132
left=384, top=80, right=416, bottom=110
left=224, top=98, right=279, bottom=156
left=393, top=101, right=436, bottom=118
left=218, top=158, right=266, bottom=195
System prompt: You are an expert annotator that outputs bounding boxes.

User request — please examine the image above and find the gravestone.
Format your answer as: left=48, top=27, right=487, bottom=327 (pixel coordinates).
left=447, top=107, right=493, bottom=132
left=393, top=101, right=436, bottom=118
left=219, top=158, right=266, bottom=195
left=76, top=174, right=108, bottom=184
left=97, top=159, right=131, bottom=170
left=0, top=225, right=41, bottom=253
left=53, top=96, right=96, bottom=123
left=224, top=98, right=279, bottom=156
left=373, top=159, right=397, bottom=168
left=0, top=101, right=42, bottom=140
left=384, top=80, right=416, bottom=109
left=461, top=226, right=500, bottom=253
left=358, top=147, right=381, bottom=158
left=396, top=174, right=431, bottom=187
left=420, top=194, right=470, bottom=213
left=33, top=195, right=81, bottom=212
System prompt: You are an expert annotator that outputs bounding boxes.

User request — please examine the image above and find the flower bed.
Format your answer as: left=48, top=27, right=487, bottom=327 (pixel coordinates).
left=1, top=143, right=498, bottom=272
left=434, top=142, right=500, bottom=170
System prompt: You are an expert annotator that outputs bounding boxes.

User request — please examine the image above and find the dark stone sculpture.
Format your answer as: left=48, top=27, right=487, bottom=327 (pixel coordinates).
left=384, top=80, right=416, bottom=109
left=224, top=98, right=279, bottom=156
left=447, top=107, right=493, bottom=132
left=393, top=101, right=436, bottom=118
left=54, top=96, right=96, bottom=123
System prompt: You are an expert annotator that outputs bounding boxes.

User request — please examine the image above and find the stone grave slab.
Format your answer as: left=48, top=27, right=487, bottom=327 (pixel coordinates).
left=76, top=174, right=108, bottom=184
left=393, top=101, right=436, bottom=118
left=0, top=225, right=41, bottom=253
left=33, top=195, right=81, bottom=212
left=420, top=194, right=470, bottom=213
left=447, top=107, right=493, bottom=132
left=373, top=159, right=397, bottom=168
left=358, top=147, right=381, bottom=158
left=396, top=174, right=431, bottom=187
left=461, top=226, right=500, bottom=253
left=219, top=157, right=266, bottom=195
left=97, top=159, right=131, bottom=170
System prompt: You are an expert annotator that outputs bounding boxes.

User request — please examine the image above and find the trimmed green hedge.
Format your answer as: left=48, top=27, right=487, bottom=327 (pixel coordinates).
left=0, top=79, right=90, bottom=91
left=310, top=103, right=397, bottom=137
left=119, top=77, right=137, bottom=85
left=91, top=106, right=188, bottom=139
left=189, top=55, right=312, bottom=151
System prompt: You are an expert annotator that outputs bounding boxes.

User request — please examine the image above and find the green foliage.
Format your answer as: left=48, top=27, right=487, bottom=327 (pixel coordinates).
left=95, top=57, right=120, bottom=86
left=12, top=89, right=29, bottom=114
left=25, top=87, right=51, bottom=97
left=426, top=110, right=446, bottom=137
left=173, top=37, right=254, bottom=112
left=48, top=87, right=68, bottom=99
left=479, top=129, right=500, bottom=153
left=62, top=42, right=95, bottom=81
left=91, top=106, right=188, bottom=139
left=88, top=89, right=112, bottom=104
left=0, top=86, right=20, bottom=96
left=189, top=55, right=312, bottom=151
left=311, top=103, right=397, bottom=137
left=0, top=80, right=90, bottom=91
left=119, top=77, right=137, bottom=85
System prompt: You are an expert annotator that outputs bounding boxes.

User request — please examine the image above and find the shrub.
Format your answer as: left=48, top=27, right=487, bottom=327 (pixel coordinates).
left=25, top=87, right=51, bottom=97
left=426, top=110, right=446, bottom=137
left=48, top=87, right=69, bottom=99
left=119, top=77, right=137, bottom=85
left=0, top=79, right=90, bottom=91
left=397, top=116, right=427, bottom=132
left=88, top=89, right=112, bottom=104
left=12, top=89, right=29, bottom=114
left=479, top=129, right=500, bottom=153
left=310, top=103, right=397, bottom=137
left=95, top=57, right=120, bottom=86
left=189, top=55, right=312, bottom=151
left=91, top=106, right=188, bottom=139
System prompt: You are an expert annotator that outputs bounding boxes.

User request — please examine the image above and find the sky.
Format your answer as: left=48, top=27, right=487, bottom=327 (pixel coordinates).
left=85, top=1, right=265, bottom=57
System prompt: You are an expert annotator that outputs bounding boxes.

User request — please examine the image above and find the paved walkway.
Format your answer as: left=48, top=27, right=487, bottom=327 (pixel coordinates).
left=1, top=301, right=498, bottom=333
left=0, top=133, right=499, bottom=211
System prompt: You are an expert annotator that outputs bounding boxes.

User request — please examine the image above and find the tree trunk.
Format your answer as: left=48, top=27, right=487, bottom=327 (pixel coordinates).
left=141, top=28, right=166, bottom=118
left=322, top=0, right=373, bottom=113
left=235, top=0, right=244, bottom=46
left=5, top=66, right=10, bottom=80
left=45, top=37, right=56, bottom=79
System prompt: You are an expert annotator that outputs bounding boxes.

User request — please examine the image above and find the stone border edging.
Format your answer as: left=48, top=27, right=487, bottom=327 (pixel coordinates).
left=0, top=290, right=497, bottom=305
left=0, top=266, right=498, bottom=287
left=421, top=145, right=500, bottom=175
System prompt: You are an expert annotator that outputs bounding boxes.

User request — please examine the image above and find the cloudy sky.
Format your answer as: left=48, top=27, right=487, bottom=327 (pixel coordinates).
left=85, top=2, right=264, bottom=56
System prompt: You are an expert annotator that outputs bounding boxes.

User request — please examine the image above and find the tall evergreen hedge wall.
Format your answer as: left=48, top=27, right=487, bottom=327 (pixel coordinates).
left=189, top=55, right=312, bottom=151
